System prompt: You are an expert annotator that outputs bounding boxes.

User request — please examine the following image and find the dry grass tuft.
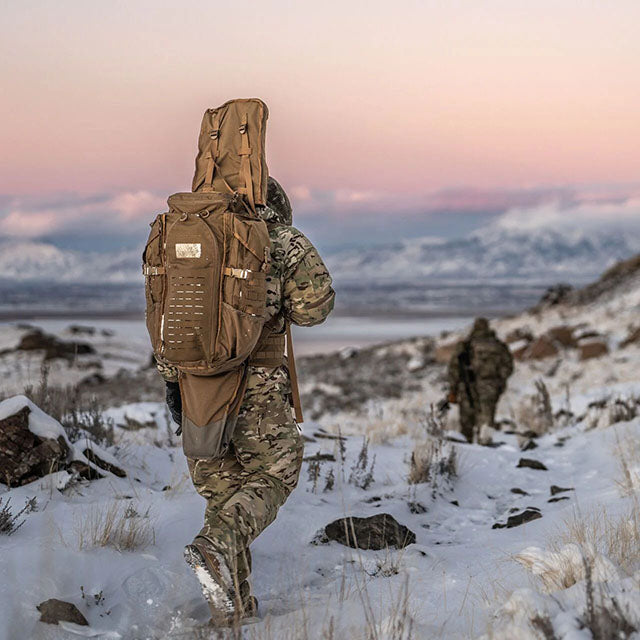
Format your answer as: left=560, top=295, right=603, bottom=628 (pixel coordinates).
left=549, top=504, right=640, bottom=576
left=515, top=379, right=554, bottom=435
left=613, top=429, right=640, bottom=496
left=73, top=501, right=155, bottom=551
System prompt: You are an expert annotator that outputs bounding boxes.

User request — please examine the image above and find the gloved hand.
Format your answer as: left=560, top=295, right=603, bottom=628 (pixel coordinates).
left=165, top=381, right=182, bottom=434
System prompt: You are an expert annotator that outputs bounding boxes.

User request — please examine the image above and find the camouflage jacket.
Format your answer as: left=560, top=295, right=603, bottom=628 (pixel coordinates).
left=448, top=328, right=513, bottom=394
left=157, top=202, right=335, bottom=383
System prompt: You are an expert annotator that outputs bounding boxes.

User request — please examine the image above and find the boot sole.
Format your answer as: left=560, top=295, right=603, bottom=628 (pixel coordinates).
left=184, top=544, right=235, bottom=619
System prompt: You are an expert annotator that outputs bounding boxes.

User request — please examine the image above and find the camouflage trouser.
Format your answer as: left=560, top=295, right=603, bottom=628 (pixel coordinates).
left=458, top=381, right=502, bottom=442
left=187, top=366, right=304, bottom=604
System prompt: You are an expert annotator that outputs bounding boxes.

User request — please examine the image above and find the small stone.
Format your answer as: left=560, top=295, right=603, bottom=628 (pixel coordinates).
left=319, top=514, right=416, bottom=550
left=550, top=485, right=574, bottom=496
left=37, top=599, right=88, bottom=626
left=303, top=452, right=336, bottom=462
left=548, top=496, right=570, bottom=503
left=579, top=340, right=609, bottom=361
left=493, top=508, right=542, bottom=529
left=525, top=336, right=559, bottom=360
left=510, top=488, right=529, bottom=496
left=517, top=458, right=548, bottom=471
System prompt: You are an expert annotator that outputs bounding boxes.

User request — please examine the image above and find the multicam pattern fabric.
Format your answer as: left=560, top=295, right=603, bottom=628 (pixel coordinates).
left=159, top=179, right=334, bottom=609
left=188, top=373, right=303, bottom=605
left=448, top=321, right=514, bottom=442
left=156, top=203, right=334, bottom=380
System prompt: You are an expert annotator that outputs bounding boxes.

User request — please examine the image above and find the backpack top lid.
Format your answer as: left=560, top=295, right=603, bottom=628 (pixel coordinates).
left=192, top=98, right=269, bottom=210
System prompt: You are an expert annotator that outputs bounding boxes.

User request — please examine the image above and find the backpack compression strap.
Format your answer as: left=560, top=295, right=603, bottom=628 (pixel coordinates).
left=238, top=113, right=256, bottom=213
left=201, top=109, right=257, bottom=213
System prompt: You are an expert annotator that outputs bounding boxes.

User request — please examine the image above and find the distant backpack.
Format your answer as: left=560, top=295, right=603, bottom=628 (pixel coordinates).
left=143, top=99, right=270, bottom=376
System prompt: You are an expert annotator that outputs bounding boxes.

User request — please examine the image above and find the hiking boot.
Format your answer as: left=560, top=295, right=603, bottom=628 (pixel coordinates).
left=240, top=594, right=259, bottom=619
left=184, top=537, right=236, bottom=624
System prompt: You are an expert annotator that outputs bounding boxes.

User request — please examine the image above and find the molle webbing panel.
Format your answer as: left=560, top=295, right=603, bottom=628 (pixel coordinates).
left=191, top=99, right=269, bottom=208
left=143, top=191, right=270, bottom=376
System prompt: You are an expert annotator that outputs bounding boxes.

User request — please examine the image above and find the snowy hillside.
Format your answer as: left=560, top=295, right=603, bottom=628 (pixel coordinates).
left=1, top=255, right=640, bottom=638
left=0, top=238, right=141, bottom=283
left=327, top=225, right=640, bottom=284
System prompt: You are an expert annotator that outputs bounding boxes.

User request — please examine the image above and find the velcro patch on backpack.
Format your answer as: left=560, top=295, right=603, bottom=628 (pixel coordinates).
left=176, top=243, right=202, bottom=259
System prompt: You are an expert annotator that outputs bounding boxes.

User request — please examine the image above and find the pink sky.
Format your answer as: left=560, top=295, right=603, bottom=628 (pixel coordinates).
left=1, top=0, right=639, bottom=203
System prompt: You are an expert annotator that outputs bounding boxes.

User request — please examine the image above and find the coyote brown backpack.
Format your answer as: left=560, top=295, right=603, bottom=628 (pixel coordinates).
left=143, top=99, right=273, bottom=458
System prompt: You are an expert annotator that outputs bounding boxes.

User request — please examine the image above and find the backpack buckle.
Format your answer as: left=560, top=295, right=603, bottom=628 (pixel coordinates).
left=210, top=129, right=219, bottom=139
left=239, top=123, right=247, bottom=134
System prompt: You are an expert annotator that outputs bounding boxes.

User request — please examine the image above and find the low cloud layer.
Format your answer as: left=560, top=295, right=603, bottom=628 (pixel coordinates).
left=0, top=191, right=166, bottom=241
left=1, top=184, right=639, bottom=253
left=493, top=197, right=640, bottom=234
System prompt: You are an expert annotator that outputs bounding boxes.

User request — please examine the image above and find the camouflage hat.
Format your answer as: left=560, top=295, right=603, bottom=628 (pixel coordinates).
left=266, top=177, right=292, bottom=226
left=473, top=317, right=490, bottom=333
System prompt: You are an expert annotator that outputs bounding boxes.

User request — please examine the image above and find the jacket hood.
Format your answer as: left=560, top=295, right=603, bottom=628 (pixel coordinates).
left=259, top=177, right=292, bottom=225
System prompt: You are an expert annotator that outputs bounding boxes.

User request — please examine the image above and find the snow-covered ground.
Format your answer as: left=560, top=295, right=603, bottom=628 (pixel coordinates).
left=1, top=395, right=639, bottom=639
left=1, top=259, right=640, bottom=639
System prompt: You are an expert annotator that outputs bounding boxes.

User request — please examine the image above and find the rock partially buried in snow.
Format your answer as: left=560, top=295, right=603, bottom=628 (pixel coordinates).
left=550, top=485, right=574, bottom=496
left=546, top=325, right=577, bottom=348
left=0, top=396, right=125, bottom=487
left=37, top=599, right=88, bottom=626
left=493, top=508, right=542, bottom=529
left=579, top=339, right=609, bottom=360
left=517, top=458, right=548, bottom=471
left=17, top=329, right=95, bottom=361
left=0, top=406, right=69, bottom=487
left=523, top=336, right=559, bottom=360
left=318, top=514, right=416, bottom=550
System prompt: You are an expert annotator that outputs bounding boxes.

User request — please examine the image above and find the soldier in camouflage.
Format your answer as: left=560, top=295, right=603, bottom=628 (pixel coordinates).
left=447, top=317, right=513, bottom=445
left=158, top=177, right=334, bottom=622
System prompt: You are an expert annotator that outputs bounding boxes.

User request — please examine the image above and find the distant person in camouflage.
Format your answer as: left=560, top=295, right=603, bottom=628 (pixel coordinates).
left=447, top=317, right=513, bottom=445
left=159, top=177, right=335, bottom=622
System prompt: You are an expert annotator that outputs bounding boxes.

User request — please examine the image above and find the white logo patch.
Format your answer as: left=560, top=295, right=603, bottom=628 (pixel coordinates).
left=176, top=243, right=202, bottom=259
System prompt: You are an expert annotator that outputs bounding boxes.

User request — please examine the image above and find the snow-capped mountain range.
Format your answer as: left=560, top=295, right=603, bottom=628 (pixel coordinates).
left=0, top=239, right=142, bottom=283
left=326, top=225, right=640, bottom=284
left=1, top=223, right=639, bottom=285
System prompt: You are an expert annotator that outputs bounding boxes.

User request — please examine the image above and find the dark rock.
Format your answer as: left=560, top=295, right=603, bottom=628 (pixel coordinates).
left=521, top=439, right=538, bottom=451
left=303, top=452, right=336, bottom=463
left=550, top=485, right=574, bottom=496
left=312, top=430, right=346, bottom=442
left=579, top=340, right=609, bottom=361
left=82, top=448, right=126, bottom=478
left=80, top=373, right=107, bottom=387
left=450, top=500, right=459, bottom=507
left=37, top=599, right=88, bottom=626
left=68, top=325, right=96, bottom=336
left=524, top=336, right=559, bottom=361
left=17, top=330, right=95, bottom=361
left=408, top=501, right=427, bottom=514
left=510, top=488, right=529, bottom=496
left=517, top=458, right=548, bottom=471
left=319, top=514, right=416, bottom=550
left=67, top=460, right=103, bottom=481
left=0, top=407, right=69, bottom=487
left=546, top=326, right=577, bottom=348
left=548, top=496, right=570, bottom=503
left=505, top=328, right=534, bottom=344
left=535, top=284, right=574, bottom=308
left=620, top=326, right=640, bottom=348
left=0, top=405, right=122, bottom=487
left=493, top=508, right=542, bottom=529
